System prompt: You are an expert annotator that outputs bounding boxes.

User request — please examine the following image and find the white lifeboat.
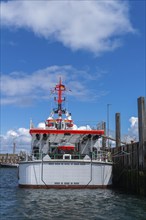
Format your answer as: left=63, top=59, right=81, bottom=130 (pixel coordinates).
left=46, top=119, right=56, bottom=127
left=64, top=119, right=73, bottom=128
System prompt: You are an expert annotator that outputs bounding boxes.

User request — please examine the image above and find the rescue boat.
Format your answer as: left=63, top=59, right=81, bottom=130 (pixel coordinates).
left=18, top=78, right=112, bottom=188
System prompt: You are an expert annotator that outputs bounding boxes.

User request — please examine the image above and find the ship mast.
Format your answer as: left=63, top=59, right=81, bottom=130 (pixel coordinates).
left=46, top=78, right=73, bottom=129
left=54, top=77, right=66, bottom=117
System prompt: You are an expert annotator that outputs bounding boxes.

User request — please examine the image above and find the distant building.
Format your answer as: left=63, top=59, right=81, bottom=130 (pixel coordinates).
left=0, top=154, right=20, bottom=164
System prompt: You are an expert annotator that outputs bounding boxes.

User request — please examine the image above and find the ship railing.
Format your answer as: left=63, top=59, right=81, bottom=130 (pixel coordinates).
left=29, top=151, right=112, bottom=162
left=49, top=152, right=82, bottom=160
left=48, top=151, right=112, bottom=162
left=92, top=150, right=112, bottom=162
left=28, top=152, right=81, bottom=160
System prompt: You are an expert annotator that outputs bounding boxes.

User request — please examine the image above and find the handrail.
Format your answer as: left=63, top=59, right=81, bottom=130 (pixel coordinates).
left=31, top=150, right=112, bottom=162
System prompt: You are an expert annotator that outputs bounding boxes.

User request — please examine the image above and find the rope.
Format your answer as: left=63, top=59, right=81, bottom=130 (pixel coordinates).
left=112, top=150, right=130, bottom=158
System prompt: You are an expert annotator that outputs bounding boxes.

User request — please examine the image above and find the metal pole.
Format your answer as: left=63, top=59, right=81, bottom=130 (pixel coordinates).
left=13, top=142, right=16, bottom=155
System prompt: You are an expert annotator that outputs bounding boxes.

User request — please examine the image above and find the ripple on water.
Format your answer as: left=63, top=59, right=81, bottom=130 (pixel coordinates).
left=0, top=168, right=146, bottom=220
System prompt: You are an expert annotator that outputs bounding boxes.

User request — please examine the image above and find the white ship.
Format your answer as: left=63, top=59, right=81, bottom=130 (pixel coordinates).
left=18, top=78, right=112, bottom=188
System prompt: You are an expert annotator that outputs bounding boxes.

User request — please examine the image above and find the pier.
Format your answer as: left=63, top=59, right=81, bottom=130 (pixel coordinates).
left=111, top=97, right=146, bottom=196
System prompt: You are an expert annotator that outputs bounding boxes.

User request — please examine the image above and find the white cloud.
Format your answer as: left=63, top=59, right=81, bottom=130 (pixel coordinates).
left=0, top=123, right=47, bottom=153
left=128, top=116, right=138, bottom=139
left=0, top=127, right=31, bottom=153
left=122, top=117, right=139, bottom=143
left=6, top=130, right=19, bottom=138
left=1, top=1, right=135, bottom=54
left=37, top=122, right=46, bottom=129
left=1, top=65, right=108, bottom=106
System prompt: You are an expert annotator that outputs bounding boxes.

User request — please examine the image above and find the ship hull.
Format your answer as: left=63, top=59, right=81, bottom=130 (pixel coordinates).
left=18, top=160, right=112, bottom=188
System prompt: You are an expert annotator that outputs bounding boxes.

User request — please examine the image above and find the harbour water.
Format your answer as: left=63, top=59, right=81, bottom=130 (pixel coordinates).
left=0, top=168, right=146, bottom=220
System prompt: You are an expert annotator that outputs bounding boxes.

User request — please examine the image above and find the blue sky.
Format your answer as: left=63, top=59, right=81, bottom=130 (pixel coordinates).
left=0, top=0, right=145, bottom=153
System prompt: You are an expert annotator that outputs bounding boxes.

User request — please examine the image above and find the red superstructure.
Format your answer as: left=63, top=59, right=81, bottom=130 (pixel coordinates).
left=30, top=129, right=104, bottom=135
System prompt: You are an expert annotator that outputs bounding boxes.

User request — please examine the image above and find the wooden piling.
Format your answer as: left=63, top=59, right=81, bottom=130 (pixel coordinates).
left=102, top=122, right=106, bottom=150
left=138, top=97, right=146, bottom=169
left=112, top=97, right=146, bottom=196
left=115, top=113, right=121, bottom=148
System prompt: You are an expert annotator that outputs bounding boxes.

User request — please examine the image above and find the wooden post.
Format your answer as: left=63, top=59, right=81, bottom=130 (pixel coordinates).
left=115, top=113, right=121, bottom=148
left=138, top=97, right=146, bottom=169
left=102, top=122, right=106, bottom=149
